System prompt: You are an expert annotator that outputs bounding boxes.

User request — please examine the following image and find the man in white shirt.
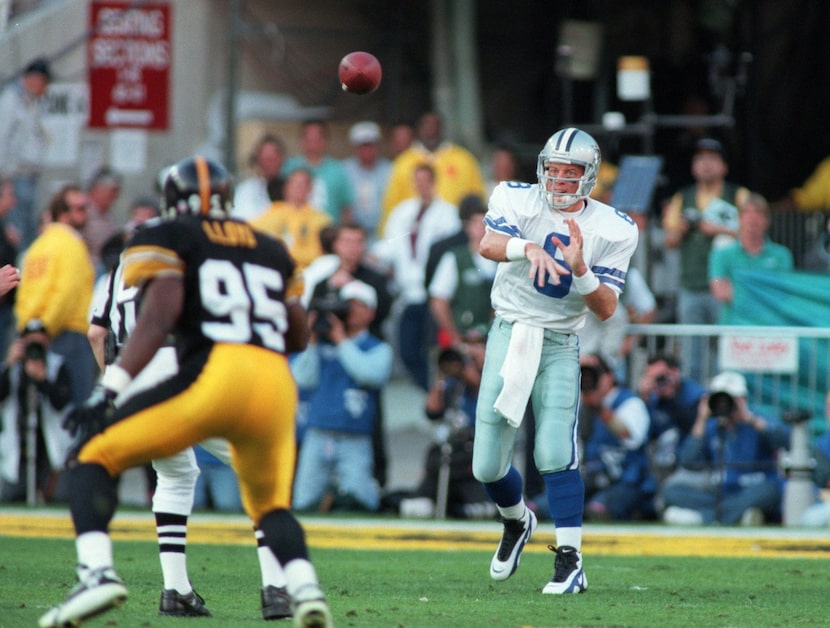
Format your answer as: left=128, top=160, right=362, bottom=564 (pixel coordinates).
left=372, top=164, right=460, bottom=389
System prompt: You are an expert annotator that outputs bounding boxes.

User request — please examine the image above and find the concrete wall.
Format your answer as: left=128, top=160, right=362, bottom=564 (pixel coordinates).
left=0, top=0, right=418, bottom=225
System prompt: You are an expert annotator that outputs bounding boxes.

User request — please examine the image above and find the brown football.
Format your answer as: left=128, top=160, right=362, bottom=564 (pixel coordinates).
left=338, top=51, right=382, bottom=95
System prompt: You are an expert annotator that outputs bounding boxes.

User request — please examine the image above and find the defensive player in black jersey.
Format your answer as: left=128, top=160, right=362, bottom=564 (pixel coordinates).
left=40, top=156, right=332, bottom=628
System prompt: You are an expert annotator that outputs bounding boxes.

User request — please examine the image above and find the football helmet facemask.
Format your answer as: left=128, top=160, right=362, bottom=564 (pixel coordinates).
left=161, top=156, right=234, bottom=218
left=537, top=128, right=601, bottom=210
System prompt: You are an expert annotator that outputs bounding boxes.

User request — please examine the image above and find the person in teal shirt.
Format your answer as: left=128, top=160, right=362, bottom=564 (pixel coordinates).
left=283, top=119, right=354, bottom=222
left=709, top=192, right=794, bottom=324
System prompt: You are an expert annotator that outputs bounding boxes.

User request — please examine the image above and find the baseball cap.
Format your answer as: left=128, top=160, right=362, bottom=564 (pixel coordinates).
left=709, top=371, right=747, bottom=397
left=340, top=280, right=377, bottom=309
left=24, top=57, right=52, bottom=80
left=694, top=137, right=725, bottom=158
left=349, top=121, right=382, bottom=145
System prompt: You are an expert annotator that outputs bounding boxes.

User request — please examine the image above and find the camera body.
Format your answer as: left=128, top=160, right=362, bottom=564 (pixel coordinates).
left=682, top=208, right=701, bottom=229
left=24, top=340, right=47, bottom=362
left=708, top=391, right=735, bottom=417
left=309, top=295, right=350, bottom=343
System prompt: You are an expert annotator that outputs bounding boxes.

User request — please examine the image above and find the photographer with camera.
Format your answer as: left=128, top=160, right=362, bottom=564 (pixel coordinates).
left=662, top=371, right=790, bottom=525
left=291, top=280, right=393, bottom=513
left=0, top=319, right=73, bottom=502
left=638, top=353, right=706, bottom=482
left=579, top=354, right=656, bottom=521
left=399, top=330, right=494, bottom=520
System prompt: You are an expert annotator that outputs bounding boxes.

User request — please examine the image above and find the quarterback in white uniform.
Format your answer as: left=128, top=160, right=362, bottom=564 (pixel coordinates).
left=472, top=128, right=638, bottom=595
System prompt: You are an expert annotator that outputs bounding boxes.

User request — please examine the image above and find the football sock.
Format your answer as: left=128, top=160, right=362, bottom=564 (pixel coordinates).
left=76, top=531, right=113, bottom=570
left=284, top=558, right=320, bottom=600
left=69, top=463, right=117, bottom=534
left=555, top=526, right=583, bottom=551
left=483, top=465, right=524, bottom=508
left=156, top=512, right=191, bottom=593
left=544, top=468, right=585, bottom=528
left=497, top=501, right=527, bottom=521
left=259, top=509, right=308, bottom=566
left=254, top=527, right=287, bottom=587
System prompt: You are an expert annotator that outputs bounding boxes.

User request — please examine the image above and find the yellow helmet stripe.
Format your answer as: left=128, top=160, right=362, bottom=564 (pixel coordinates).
left=195, top=155, right=211, bottom=215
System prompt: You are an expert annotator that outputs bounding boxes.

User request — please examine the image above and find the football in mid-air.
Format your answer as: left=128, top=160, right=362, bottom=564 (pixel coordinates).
left=338, top=51, right=382, bottom=95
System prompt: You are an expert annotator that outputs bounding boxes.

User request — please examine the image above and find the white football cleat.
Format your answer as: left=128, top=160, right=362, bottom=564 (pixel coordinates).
left=542, top=545, right=587, bottom=594
left=489, top=507, right=537, bottom=581
left=39, top=565, right=127, bottom=627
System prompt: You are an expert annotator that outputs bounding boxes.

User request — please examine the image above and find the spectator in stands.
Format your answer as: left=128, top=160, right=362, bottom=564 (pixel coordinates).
left=709, top=192, right=794, bottom=324
left=428, top=198, right=495, bottom=348
left=638, top=353, right=706, bottom=483
left=343, top=121, right=391, bottom=244
left=486, top=144, right=522, bottom=197
left=424, top=193, right=486, bottom=292
left=82, top=166, right=122, bottom=274
left=803, top=215, right=830, bottom=272
left=661, top=138, right=750, bottom=381
left=232, top=133, right=286, bottom=221
left=283, top=119, right=353, bottom=222
left=372, top=164, right=461, bottom=390
left=388, top=120, right=414, bottom=159
left=0, top=57, right=51, bottom=250
left=251, top=168, right=332, bottom=272
left=579, top=354, right=655, bottom=521
left=662, top=371, right=790, bottom=526
left=380, top=111, right=484, bottom=233
left=291, top=280, right=393, bottom=513
left=399, top=333, right=494, bottom=519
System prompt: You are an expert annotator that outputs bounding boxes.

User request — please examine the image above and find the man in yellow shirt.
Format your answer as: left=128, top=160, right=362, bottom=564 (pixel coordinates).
left=789, top=155, right=830, bottom=211
left=380, top=111, right=484, bottom=235
left=250, top=168, right=332, bottom=272
left=15, top=184, right=97, bottom=406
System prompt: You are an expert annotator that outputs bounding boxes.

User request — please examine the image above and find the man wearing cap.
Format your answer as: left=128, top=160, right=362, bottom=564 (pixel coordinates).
left=662, top=138, right=750, bottom=382
left=290, top=279, right=393, bottom=513
left=661, top=370, right=790, bottom=526
left=0, top=57, right=52, bottom=250
left=343, top=121, right=391, bottom=243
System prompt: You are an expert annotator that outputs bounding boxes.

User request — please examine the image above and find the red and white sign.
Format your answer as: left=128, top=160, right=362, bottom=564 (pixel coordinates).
left=719, top=334, right=799, bottom=374
left=87, top=1, right=171, bottom=130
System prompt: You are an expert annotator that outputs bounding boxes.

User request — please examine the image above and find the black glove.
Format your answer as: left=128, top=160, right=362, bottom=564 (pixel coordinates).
left=63, top=384, right=118, bottom=442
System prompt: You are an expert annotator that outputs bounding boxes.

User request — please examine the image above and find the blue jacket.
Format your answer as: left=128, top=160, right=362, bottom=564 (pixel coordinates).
left=291, top=331, right=392, bottom=435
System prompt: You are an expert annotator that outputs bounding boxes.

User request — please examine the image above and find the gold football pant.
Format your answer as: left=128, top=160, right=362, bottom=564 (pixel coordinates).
left=79, top=343, right=297, bottom=524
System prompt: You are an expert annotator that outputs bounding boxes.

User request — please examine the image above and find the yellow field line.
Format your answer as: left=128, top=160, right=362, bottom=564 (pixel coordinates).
left=2, top=511, right=829, bottom=559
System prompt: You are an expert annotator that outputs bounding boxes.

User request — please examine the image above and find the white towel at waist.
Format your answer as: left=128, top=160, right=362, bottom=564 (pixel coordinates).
left=493, top=322, right=544, bottom=428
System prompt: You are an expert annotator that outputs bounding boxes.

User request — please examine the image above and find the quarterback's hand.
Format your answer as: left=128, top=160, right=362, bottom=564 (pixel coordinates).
left=62, top=384, right=118, bottom=440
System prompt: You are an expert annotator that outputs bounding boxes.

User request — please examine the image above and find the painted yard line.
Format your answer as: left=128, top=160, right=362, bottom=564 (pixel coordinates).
left=1, top=512, right=828, bottom=559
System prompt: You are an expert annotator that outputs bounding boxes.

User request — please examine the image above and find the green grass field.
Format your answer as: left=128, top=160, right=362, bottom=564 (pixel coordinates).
left=1, top=530, right=826, bottom=628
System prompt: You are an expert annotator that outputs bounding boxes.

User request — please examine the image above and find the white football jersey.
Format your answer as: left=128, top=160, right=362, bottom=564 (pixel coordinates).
left=484, top=181, right=639, bottom=333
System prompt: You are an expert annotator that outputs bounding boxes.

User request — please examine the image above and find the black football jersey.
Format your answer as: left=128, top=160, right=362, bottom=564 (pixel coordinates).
left=122, top=215, right=299, bottom=360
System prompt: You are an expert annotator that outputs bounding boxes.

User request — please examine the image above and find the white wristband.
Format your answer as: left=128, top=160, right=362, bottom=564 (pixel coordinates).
left=505, top=238, right=531, bottom=261
left=101, top=364, right=132, bottom=394
left=572, top=268, right=600, bottom=295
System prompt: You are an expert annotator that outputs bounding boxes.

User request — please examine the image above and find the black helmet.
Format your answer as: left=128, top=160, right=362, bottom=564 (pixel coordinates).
left=161, top=156, right=233, bottom=218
